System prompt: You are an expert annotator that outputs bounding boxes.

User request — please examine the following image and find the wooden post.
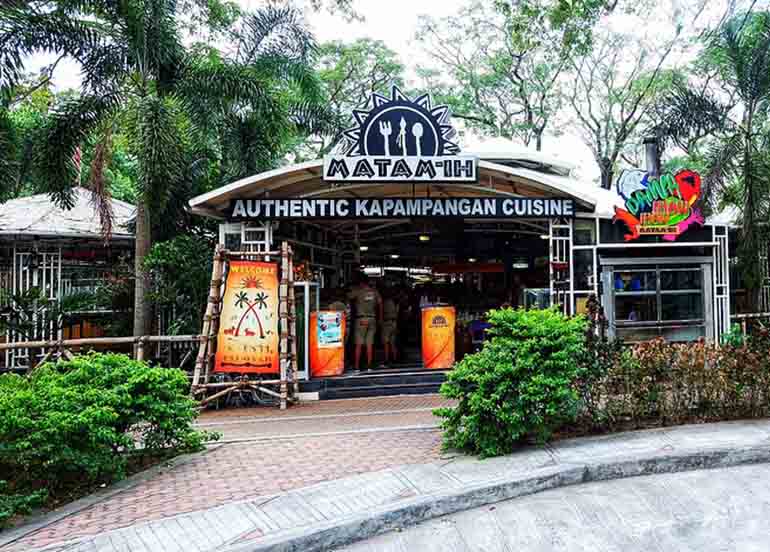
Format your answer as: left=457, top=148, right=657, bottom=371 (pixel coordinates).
left=135, top=337, right=146, bottom=362
left=193, top=246, right=225, bottom=390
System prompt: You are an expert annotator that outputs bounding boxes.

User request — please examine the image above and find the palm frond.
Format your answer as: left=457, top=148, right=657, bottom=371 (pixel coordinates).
left=125, top=93, right=187, bottom=214
left=34, top=92, right=120, bottom=209
left=235, top=6, right=316, bottom=65
left=87, top=124, right=115, bottom=241
left=650, top=83, right=733, bottom=153
left=700, top=132, right=743, bottom=214
left=0, top=109, right=19, bottom=199
left=0, top=6, right=102, bottom=99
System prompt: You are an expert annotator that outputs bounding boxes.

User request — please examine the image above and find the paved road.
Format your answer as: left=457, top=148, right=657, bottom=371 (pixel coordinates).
left=342, top=463, right=770, bottom=552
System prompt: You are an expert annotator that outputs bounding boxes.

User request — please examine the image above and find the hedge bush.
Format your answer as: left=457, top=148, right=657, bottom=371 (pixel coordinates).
left=0, top=353, right=214, bottom=526
left=437, top=299, right=770, bottom=457
left=435, top=308, right=587, bottom=457
left=583, top=333, right=770, bottom=430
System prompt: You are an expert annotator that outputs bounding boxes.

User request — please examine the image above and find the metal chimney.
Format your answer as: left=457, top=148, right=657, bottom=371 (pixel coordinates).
left=643, top=136, right=660, bottom=177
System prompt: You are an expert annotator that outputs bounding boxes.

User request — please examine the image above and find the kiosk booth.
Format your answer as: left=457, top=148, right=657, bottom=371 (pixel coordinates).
left=189, top=86, right=762, bottom=390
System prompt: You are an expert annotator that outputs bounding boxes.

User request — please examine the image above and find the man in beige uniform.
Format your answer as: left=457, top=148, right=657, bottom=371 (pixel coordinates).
left=348, top=274, right=382, bottom=370
left=381, top=290, right=399, bottom=364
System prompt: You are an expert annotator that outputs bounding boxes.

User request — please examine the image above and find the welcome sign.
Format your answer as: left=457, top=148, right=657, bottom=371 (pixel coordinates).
left=323, top=86, right=477, bottom=182
left=613, top=169, right=704, bottom=241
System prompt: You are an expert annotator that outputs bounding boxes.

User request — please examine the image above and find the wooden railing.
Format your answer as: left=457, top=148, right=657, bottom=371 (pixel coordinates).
left=0, top=335, right=202, bottom=372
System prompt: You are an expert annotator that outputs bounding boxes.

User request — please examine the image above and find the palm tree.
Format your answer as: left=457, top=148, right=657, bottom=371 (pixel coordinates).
left=0, top=1, right=326, bottom=335
left=653, top=11, right=770, bottom=301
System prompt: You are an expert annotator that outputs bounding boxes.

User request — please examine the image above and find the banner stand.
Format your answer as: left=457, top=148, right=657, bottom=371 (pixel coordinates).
left=191, top=242, right=298, bottom=409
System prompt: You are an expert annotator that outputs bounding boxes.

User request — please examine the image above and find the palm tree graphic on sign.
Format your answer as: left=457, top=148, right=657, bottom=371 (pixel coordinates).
left=232, top=277, right=268, bottom=337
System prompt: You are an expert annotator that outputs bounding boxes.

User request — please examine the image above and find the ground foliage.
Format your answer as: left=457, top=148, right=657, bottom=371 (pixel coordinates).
left=438, top=298, right=770, bottom=457
left=0, top=353, right=217, bottom=527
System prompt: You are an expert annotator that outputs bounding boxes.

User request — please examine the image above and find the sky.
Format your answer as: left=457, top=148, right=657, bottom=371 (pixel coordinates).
left=24, top=0, right=751, bottom=184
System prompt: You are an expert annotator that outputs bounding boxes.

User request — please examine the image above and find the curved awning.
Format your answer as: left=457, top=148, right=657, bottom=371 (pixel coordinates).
left=189, top=159, right=597, bottom=219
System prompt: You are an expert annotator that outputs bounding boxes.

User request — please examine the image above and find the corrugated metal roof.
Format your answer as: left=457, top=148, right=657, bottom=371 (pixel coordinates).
left=0, top=187, right=135, bottom=239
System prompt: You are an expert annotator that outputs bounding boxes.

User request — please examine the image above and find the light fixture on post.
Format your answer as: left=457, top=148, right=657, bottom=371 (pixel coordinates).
left=468, top=257, right=477, bottom=263
left=418, top=234, right=430, bottom=242
left=390, top=254, right=400, bottom=259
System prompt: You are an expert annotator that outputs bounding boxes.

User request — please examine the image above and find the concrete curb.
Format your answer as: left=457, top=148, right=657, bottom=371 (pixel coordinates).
left=224, top=444, right=770, bottom=552
left=0, top=444, right=224, bottom=549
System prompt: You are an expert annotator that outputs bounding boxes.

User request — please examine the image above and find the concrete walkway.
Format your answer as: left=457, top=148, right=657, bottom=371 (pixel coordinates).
left=13, top=419, right=770, bottom=552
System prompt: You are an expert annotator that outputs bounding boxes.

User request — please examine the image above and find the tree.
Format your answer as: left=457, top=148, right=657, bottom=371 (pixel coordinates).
left=567, top=29, right=686, bottom=188
left=0, top=2, right=324, bottom=336
left=495, top=0, right=621, bottom=53
left=298, top=39, right=404, bottom=158
left=416, top=2, right=569, bottom=151
left=653, top=11, right=770, bottom=298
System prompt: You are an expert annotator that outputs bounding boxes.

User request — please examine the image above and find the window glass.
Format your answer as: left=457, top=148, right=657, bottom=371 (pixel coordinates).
left=616, top=326, right=662, bottom=342
left=615, top=295, right=657, bottom=322
left=574, top=219, right=596, bottom=245
left=573, top=250, right=594, bottom=290
left=661, top=293, right=704, bottom=321
left=613, top=270, right=656, bottom=292
left=661, top=325, right=706, bottom=341
left=660, top=269, right=702, bottom=291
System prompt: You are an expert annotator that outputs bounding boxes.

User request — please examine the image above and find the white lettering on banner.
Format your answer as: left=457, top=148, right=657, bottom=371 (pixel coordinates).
left=323, top=155, right=478, bottom=183
left=227, top=198, right=576, bottom=220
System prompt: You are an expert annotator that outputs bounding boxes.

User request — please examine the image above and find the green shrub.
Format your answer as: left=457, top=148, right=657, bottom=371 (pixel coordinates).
left=0, top=352, right=214, bottom=523
left=436, top=308, right=587, bottom=457
left=0, top=482, right=46, bottom=527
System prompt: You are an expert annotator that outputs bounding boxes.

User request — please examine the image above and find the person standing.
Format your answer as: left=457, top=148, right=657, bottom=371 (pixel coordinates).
left=348, top=274, right=382, bottom=371
left=381, top=288, right=400, bottom=365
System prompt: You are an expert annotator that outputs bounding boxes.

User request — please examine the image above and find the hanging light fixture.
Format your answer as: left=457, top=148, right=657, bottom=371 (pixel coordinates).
left=359, top=245, right=369, bottom=252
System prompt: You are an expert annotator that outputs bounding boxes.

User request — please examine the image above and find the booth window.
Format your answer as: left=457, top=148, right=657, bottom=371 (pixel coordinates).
left=602, top=259, right=713, bottom=342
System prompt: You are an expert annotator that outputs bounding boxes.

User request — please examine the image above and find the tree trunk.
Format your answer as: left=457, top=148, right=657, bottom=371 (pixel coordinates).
left=133, top=199, right=152, bottom=336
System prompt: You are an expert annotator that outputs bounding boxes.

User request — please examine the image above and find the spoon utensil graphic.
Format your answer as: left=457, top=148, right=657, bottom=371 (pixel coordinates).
left=412, top=122, right=424, bottom=156
left=378, top=120, right=392, bottom=156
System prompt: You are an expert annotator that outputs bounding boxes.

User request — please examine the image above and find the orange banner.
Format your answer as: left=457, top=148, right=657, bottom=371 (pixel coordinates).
left=215, top=261, right=279, bottom=373
left=310, top=311, right=346, bottom=377
left=421, top=306, right=456, bottom=370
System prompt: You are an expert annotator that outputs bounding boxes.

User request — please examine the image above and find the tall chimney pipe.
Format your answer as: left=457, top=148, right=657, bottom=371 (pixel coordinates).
left=643, top=136, right=660, bottom=177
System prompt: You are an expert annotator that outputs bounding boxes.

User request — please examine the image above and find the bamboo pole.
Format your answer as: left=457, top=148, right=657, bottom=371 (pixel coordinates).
left=204, top=251, right=227, bottom=385
left=192, top=246, right=225, bottom=389
left=279, top=241, right=289, bottom=410
left=288, top=245, right=299, bottom=399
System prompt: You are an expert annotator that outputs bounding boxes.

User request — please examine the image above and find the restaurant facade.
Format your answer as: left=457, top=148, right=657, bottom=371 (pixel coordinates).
left=189, top=86, right=763, bottom=388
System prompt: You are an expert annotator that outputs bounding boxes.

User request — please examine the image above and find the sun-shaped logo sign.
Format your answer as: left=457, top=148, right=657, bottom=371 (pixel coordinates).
left=341, top=86, right=460, bottom=158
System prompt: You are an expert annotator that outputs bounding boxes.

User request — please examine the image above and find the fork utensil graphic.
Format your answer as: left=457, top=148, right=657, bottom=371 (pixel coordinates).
left=378, top=120, right=392, bottom=156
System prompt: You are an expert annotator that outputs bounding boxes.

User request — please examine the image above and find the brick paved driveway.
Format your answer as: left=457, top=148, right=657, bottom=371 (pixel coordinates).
left=3, top=395, right=453, bottom=552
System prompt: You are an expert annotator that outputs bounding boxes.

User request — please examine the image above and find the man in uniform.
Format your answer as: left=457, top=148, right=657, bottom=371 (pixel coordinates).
left=348, top=273, right=382, bottom=371
left=381, top=287, right=400, bottom=365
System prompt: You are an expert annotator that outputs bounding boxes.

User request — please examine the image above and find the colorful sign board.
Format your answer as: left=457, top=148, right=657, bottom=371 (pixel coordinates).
left=310, top=311, right=346, bottom=377
left=214, top=261, right=279, bottom=374
left=421, top=306, right=456, bottom=370
left=323, top=85, right=477, bottom=182
left=228, top=197, right=575, bottom=220
left=613, top=169, right=704, bottom=241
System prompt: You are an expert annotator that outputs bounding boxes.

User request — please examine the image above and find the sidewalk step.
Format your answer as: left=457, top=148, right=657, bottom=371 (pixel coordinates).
left=320, top=382, right=444, bottom=400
